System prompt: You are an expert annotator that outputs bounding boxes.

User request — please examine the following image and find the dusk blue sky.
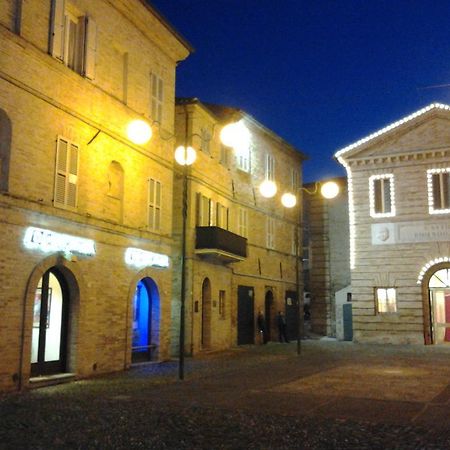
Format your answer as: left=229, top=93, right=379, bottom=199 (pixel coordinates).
left=151, top=0, right=450, bottom=182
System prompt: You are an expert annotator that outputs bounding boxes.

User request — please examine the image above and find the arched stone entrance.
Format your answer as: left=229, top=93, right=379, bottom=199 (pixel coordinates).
left=31, top=267, right=70, bottom=376
left=420, top=262, right=450, bottom=345
left=131, top=277, right=160, bottom=363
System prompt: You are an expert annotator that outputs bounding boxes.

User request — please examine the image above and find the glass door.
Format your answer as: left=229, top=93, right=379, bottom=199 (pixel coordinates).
left=428, top=268, right=450, bottom=344
left=31, top=269, right=69, bottom=376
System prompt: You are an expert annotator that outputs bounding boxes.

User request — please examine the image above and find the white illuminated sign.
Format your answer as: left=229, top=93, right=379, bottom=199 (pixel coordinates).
left=24, top=227, right=96, bottom=256
left=125, top=248, right=169, bottom=268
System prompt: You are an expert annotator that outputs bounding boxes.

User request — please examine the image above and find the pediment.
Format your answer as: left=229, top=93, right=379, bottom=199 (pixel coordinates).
left=336, top=104, right=450, bottom=162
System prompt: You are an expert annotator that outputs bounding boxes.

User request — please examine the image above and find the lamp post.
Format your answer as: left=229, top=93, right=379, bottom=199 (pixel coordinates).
left=175, top=113, right=248, bottom=380
left=274, top=181, right=340, bottom=355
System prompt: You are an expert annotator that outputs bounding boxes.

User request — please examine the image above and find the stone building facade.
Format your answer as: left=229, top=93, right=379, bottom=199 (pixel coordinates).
left=172, top=99, right=306, bottom=354
left=0, top=0, right=190, bottom=392
left=302, top=177, right=351, bottom=339
left=336, top=103, right=450, bottom=345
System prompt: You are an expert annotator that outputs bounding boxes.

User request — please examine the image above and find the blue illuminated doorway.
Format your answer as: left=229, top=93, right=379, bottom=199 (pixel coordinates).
left=132, top=277, right=160, bottom=363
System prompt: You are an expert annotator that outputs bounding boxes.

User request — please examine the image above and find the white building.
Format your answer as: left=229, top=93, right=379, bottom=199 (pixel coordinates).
left=336, top=103, right=450, bottom=345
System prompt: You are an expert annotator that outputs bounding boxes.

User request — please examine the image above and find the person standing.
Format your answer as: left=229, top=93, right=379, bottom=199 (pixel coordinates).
left=277, top=311, right=290, bottom=343
left=257, top=310, right=268, bottom=344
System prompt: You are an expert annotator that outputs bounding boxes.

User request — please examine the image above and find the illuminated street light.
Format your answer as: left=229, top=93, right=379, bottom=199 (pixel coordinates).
left=175, top=146, right=197, bottom=166
left=176, top=114, right=248, bottom=380
left=281, top=192, right=297, bottom=208
left=259, top=180, right=277, bottom=198
left=220, top=121, right=250, bottom=150
left=320, top=181, right=340, bottom=199
left=127, top=119, right=152, bottom=145
left=277, top=179, right=340, bottom=355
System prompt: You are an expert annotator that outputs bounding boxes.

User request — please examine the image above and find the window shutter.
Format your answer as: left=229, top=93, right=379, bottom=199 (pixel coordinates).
left=155, top=180, right=161, bottom=230
left=383, top=178, right=391, bottom=213
left=54, top=137, right=78, bottom=208
left=54, top=138, right=68, bottom=205
left=444, top=173, right=450, bottom=209
left=209, top=200, right=215, bottom=226
left=148, top=178, right=161, bottom=231
left=374, top=179, right=382, bottom=213
left=50, top=0, right=65, bottom=60
left=82, top=16, right=97, bottom=80
left=67, top=142, right=79, bottom=207
left=195, top=192, right=201, bottom=226
left=432, top=174, right=441, bottom=209
left=157, top=77, right=163, bottom=123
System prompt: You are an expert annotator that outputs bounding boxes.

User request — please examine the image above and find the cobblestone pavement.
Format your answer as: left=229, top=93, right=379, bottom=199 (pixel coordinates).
left=1, top=340, right=450, bottom=449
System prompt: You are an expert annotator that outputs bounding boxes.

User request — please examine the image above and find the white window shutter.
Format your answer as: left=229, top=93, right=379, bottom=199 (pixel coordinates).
left=83, top=16, right=97, bottom=80
left=50, top=0, right=65, bottom=60
left=67, top=143, right=79, bottom=207
left=54, top=138, right=68, bottom=205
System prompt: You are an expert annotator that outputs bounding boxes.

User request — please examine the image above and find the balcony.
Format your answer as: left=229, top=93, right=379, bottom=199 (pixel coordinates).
left=195, top=226, right=247, bottom=263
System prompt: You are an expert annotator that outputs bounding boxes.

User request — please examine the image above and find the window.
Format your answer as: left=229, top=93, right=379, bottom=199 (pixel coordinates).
left=216, top=203, right=229, bottom=229
left=219, top=290, right=226, bottom=319
left=150, top=73, right=163, bottom=124
left=220, top=144, right=229, bottom=167
left=200, top=128, right=211, bottom=154
left=196, top=193, right=213, bottom=226
left=238, top=208, right=248, bottom=238
left=236, top=145, right=250, bottom=173
left=266, top=154, right=275, bottom=181
left=267, top=217, right=275, bottom=249
left=375, top=288, right=397, bottom=314
left=148, top=178, right=161, bottom=231
left=50, top=0, right=97, bottom=79
left=291, top=168, right=300, bottom=191
left=428, top=168, right=450, bottom=214
left=369, top=174, right=395, bottom=217
left=54, top=136, right=79, bottom=209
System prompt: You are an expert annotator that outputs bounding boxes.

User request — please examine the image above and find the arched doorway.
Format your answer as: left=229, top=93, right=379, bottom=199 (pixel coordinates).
left=201, top=278, right=212, bottom=349
left=132, top=277, right=160, bottom=363
left=265, top=290, right=274, bottom=342
left=31, top=267, right=70, bottom=377
left=428, top=268, right=450, bottom=345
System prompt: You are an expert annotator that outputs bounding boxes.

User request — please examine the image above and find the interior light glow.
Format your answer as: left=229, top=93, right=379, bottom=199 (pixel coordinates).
left=320, top=181, right=340, bottom=199
left=369, top=174, right=396, bottom=218
left=337, top=156, right=355, bottom=270
left=127, top=120, right=152, bottom=145
left=175, top=146, right=197, bottom=166
left=427, top=168, right=450, bottom=215
left=259, top=180, right=277, bottom=198
left=335, top=103, right=450, bottom=158
left=417, top=257, right=450, bottom=284
left=24, top=227, right=96, bottom=256
left=125, top=248, right=169, bottom=268
left=281, top=192, right=297, bottom=208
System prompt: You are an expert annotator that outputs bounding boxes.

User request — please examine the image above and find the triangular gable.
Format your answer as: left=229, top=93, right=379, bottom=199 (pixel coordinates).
left=335, top=103, right=450, bottom=160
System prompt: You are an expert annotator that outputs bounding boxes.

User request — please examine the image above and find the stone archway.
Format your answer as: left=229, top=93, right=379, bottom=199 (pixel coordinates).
left=420, top=261, right=450, bottom=345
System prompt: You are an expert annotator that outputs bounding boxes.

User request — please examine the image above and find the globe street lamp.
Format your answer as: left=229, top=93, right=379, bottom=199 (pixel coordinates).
left=175, top=115, right=249, bottom=380
left=265, top=180, right=339, bottom=355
